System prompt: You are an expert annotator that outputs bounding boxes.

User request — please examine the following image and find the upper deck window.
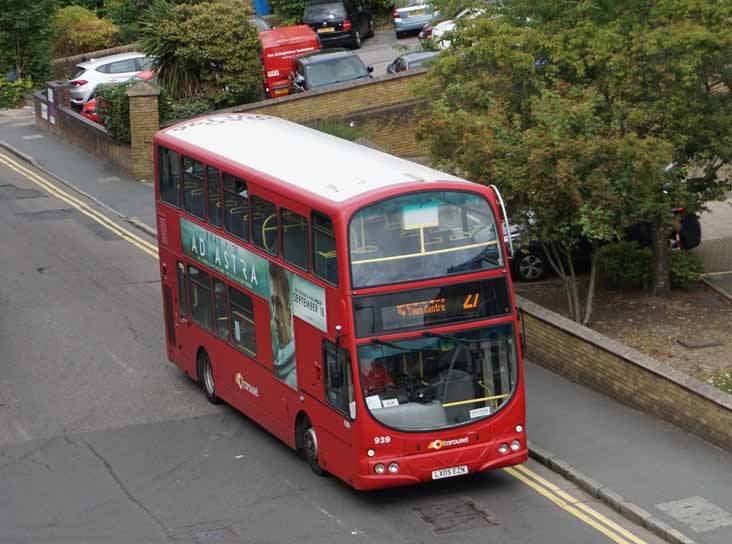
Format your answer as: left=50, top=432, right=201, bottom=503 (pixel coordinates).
left=349, top=191, right=502, bottom=288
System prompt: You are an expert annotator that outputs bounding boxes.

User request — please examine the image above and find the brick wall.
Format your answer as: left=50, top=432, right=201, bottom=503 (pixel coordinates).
left=127, top=83, right=160, bottom=181
left=33, top=90, right=133, bottom=176
left=216, top=71, right=429, bottom=157
left=518, top=296, right=732, bottom=453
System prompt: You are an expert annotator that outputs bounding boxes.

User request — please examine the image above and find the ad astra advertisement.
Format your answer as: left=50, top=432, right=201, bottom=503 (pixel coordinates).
left=181, top=218, right=329, bottom=388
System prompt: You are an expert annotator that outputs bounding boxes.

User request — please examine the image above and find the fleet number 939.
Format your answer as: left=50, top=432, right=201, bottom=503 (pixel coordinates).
left=374, top=436, right=391, bottom=445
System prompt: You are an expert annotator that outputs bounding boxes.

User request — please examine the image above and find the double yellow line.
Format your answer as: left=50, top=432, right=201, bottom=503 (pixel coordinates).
left=505, top=464, right=648, bottom=544
left=0, top=152, right=159, bottom=259
left=0, top=150, right=648, bottom=544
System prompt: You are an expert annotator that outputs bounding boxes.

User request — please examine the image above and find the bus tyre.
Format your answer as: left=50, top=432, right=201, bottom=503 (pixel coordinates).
left=198, top=350, right=221, bottom=405
left=302, top=422, right=326, bottom=476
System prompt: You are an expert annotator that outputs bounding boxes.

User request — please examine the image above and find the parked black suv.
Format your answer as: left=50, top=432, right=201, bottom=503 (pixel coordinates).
left=291, top=49, right=372, bottom=92
left=303, top=0, right=374, bottom=49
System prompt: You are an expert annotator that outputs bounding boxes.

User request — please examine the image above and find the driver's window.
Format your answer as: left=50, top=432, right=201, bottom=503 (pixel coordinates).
left=324, top=341, right=355, bottom=418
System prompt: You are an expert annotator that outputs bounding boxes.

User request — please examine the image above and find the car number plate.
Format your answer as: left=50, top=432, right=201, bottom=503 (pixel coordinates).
left=431, top=465, right=468, bottom=480
left=410, top=9, right=426, bottom=16
left=318, top=27, right=335, bottom=33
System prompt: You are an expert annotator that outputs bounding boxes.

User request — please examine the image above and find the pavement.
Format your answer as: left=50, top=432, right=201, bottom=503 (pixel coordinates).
left=2, top=106, right=732, bottom=544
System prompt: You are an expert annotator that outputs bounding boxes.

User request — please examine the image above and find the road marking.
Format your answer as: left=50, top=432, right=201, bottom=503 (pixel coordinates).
left=505, top=465, right=648, bottom=544
left=0, top=150, right=650, bottom=544
left=0, top=153, right=159, bottom=259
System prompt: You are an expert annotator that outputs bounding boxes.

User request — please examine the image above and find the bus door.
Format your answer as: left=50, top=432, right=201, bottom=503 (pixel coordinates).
left=318, top=341, right=355, bottom=476
left=169, top=260, right=195, bottom=376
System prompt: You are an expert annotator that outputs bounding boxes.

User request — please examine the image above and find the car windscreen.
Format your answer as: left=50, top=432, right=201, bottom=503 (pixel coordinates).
left=304, top=3, right=347, bottom=21
left=305, top=57, right=368, bottom=88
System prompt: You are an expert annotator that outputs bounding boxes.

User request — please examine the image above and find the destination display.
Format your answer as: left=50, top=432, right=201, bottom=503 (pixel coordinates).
left=353, top=278, right=511, bottom=337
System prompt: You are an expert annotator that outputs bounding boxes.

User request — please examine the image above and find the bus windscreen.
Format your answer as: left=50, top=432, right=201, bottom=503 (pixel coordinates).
left=349, top=191, right=502, bottom=288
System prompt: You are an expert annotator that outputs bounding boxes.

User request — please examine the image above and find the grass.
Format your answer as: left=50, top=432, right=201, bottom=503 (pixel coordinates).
left=709, top=370, right=732, bottom=395
left=309, top=119, right=365, bottom=141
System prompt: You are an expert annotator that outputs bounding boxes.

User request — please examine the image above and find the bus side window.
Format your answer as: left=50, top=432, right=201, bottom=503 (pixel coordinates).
left=281, top=208, right=308, bottom=271
left=324, top=341, right=355, bottom=418
left=206, top=165, right=222, bottom=228
left=176, top=261, right=188, bottom=317
left=158, top=146, right=180, bottom=208
left=183, top=156, right=206, bottom=220
left=212, top=279, right=229, bottom=339
left=252, top=196, right=278, bottom=255
left=223, top=173, right=249, bottom=241
left=188, top=265, right=212, bottom=330
left=312, top=211, right=338, bottom=285
left=229, top=286, right=256, bottom=355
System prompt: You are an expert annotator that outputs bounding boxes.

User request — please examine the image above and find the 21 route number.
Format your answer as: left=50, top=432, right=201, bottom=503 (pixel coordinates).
left=374, top=436, right=391, bottom=445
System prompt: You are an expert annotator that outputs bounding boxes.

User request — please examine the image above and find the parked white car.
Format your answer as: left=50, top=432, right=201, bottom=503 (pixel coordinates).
left=431, top=8, right=484, bottom=49
left=68, top=52, right=153, bottom=107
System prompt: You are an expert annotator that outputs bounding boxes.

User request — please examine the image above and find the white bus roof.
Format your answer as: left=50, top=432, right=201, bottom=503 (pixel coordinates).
left=161, top=114, right=471, bottom=203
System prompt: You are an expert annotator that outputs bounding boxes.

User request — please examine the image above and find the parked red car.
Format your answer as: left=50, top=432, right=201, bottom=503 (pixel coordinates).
left=260, top=25, right=321, bottom=98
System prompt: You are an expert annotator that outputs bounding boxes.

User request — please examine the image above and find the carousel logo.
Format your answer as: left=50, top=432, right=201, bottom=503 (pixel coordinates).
left=235, top=372, right=259, bottom=398
left=427, top=437, right=469, bottom=450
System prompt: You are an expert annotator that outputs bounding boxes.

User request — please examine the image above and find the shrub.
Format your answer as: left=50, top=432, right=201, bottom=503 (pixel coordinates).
left=598, top=241, right=652, bottom=290
left=96, top=81, right=134, bottom=142
left=52, top=6, right=120, bottom=57
left=709, top=370, right=732, bottom=395
left=0, top=79, right=33, bottom=109
left=308, top=119, right=365, bottom=141
left=669, top=250, right=704, bottom=290
left=166, top=95, right=213, bottom=122
left=269, top=0, right=307, bottom=24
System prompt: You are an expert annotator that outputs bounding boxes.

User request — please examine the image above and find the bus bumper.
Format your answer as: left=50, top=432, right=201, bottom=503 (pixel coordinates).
left=352, top=446, right=528, bottom=491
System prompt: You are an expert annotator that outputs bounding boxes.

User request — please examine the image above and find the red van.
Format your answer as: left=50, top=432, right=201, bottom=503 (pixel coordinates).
left=260, top=25, right=321, bottom=98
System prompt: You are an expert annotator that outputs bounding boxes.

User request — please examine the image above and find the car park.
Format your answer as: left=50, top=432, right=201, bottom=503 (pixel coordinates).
left=303, top=0, right=373, bottom=49
left=291, top=49, right=371, bottom=92
left=393, top=0, right=440, bottom=39
left=68, top=52, right=153, bottom=107
left=260, top=25, right=321, bottom=98
left=386, top=50, right=439, bottom=74
left=507, top=211, right=702, bottom=282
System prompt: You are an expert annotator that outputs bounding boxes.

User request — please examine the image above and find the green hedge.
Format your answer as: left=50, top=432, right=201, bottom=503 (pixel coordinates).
left=0, top=79, right=33, bottom=109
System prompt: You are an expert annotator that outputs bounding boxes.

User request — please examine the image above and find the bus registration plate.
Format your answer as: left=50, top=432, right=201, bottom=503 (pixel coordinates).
left=431, top=465, right=468, bottom=480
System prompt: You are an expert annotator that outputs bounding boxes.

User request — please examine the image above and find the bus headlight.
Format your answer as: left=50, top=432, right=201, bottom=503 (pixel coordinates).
left=498, top=443, right=509, bottom=455
left=374, top=463, right=386, bottom=474
left=511, top=440, right=521, bottom=451
left=388, top=462, right=399, bottom=474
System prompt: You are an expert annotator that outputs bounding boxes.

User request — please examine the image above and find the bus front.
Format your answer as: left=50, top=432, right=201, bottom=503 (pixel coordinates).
left=346, top=187, right=526, bottom=489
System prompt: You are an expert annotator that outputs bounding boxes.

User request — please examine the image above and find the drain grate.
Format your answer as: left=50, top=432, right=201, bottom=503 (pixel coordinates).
left=414, top=500, right=497, bottom=534
left=191, top=527, right=238, bottom=544
left=0, top=184, right=45, bottom=200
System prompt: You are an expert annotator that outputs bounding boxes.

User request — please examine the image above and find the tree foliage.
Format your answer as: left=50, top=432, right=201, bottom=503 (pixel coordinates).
left=0, top=0, right=58, bottom=81
left=139, top=0, right=263, bottom=106
left=418, top=0, right=732, bottom=323
left=51, top=6, right=120, bottom=57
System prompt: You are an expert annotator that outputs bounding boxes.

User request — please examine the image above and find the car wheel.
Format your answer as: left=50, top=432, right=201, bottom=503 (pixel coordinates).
left=396, top=30, right=404, bottom=39
left=366, top=17, right=375, bottom=38
left=352, top=30, right=362, bottom=49
left=514, top=252, right=546, bottom=282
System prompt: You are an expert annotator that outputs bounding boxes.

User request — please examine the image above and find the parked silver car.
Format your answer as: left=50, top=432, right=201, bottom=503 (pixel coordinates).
left=393, top=0, right=440, bottom=39
left=68, top=52, right=153, bottom=107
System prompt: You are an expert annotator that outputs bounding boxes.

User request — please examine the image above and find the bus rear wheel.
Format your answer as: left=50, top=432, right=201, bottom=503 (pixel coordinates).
left=300, top=419, right=326, bottom=476
left=198, top=350, right=221, bottom=405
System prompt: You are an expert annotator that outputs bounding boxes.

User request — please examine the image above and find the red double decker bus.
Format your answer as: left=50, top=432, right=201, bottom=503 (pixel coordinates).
left=154, top=114, right=527, bottom=490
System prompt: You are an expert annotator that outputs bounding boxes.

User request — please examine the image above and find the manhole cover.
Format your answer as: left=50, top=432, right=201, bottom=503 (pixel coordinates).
left=657, top=496, right=732, bottom=533
left=414, top=500, right=497, bottom=534
left=0, top=184, right=44, bottom=200
left=191, top=527, right=238, bottom=544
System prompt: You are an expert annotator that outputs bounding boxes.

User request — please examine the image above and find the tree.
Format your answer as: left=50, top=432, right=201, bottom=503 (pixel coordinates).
left=417, top=0, right=732, bottom=322
left=51, top=6, right=120, bottom=57
left=0, top=0, right=58, bottom=81
left=139, top=0, right=263, bottom=106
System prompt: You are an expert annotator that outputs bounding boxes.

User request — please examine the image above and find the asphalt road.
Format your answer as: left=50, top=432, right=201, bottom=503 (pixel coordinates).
left=355, top=29, right=421, bottom=76
left=0, top=152, right=664, bottom=544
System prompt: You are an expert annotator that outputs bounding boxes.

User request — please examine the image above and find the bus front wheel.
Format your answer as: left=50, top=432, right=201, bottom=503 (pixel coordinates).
left=197, top=350, right=221, bottom=405
left=300, top=419, right=326, bottom=476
